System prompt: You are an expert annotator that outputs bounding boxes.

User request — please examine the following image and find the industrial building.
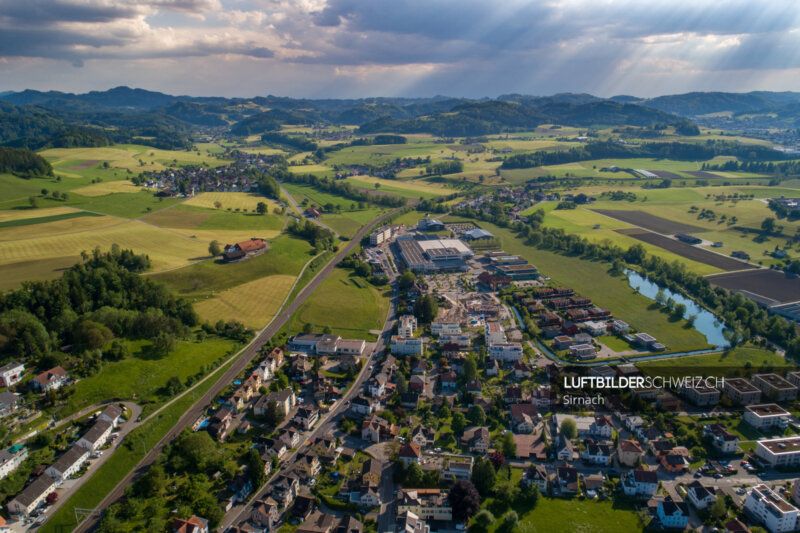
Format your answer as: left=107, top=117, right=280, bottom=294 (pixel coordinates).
left=396, top=237, right=473, bottom=273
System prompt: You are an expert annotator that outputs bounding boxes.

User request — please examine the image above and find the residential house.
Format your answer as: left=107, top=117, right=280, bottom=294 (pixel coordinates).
left=398, top=443, right=422, bottom=466
left=510, top=404, right=539, bottom=434
left=32, top=366, right=69, bottom=392
left=411, top=426, right=436, bottom=448
left=659, top=453, right=689, bottom=472
left=0, top=446, right=27, bottom=481
left=755, top=436, right=800, bottom=467
left=45, top=445, right=89, bottom=483
left=367, top=374, right=387, bottom=397
left=556, top=434, right=574, bottom=462
left=687, top=481, right=717, bottom=510
left=400, top=392, right=420, bottom=409
left=297, top=511, right=336, bottom=533
left=272, top=474, right=300, bottom=508
left=251, top=498, right=280, bottom=530
left=582, top=442, right=613, bottom=465
left=294, top=406, right=319, bottom=430
left=656, top=498, right=689, bottom=530
left=484, top=360, right=499, bottom=376
left=76, top=420, right=113, bottom=452
left=682, top=384, right=720, bottom=407
left=207, top=408, right=233, bottom=441
left=745, top=404, right=791, bottom=431
left=621, top=469, right=658, bottom=498
left=590, top=415, right=614, bottom=439
left=439, top=371, right=457, bottom=392
left=617, top=440, right=643, bottom=467
left=228, top=474, right=253, bottom=504
left=723, top=378, right=762, bottom=405
left=351, top=395, right=382, bottom=416
left=556, top=465, right=579, bottom=495
left=0, top=392, right=21, bottom=419
left=172, top=515, right=209, bottom=533
left=745, top=484, right=799, bottom=533
left=98, top=404, right=123, bottom=427
left=524, top=464, right=551, bottom=493
left=512, top=360, right=532, bottom=380
left=398, top=315, right=417, bottom=338
left=279, top=428, right=302, bottom=449
left=397, top=489, right=452, bottom=521
left=460, top=427, right=490, bottom=453
left=704, top=423, right=739, bottom=454
left=398, top=510, right=428, bottom=533
left=7, top=474, right=58, bottom=517
left=488, top=343, right=523, bottom=362
left=752, top=374, right=799, bottom=403
left=361, top=415, right=398, bottom=443
left=504, top=385, right=529, bottom=404
left=391, top=336, right=424, bottom=356
left=294, top=453, right=322, bottom=480
left=0, top=362, right=24, bottom=387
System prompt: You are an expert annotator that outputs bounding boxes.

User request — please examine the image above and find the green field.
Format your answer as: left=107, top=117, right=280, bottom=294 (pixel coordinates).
left=0, top=210, right=102, bottom=228
left=194, top=274, right=297, bottom=329
left=150, top=234, right=313, bottom=300
left=322, top=207, right=388, bottom=238
left=481, top=497, right=643, bottom=533
left=463, top=220, right=712, bottom=352
left=291, top=267, right=390, bottom=340
left=638, top=344, right=792, bottom=377
left=61, top=336, right=238, bottom=418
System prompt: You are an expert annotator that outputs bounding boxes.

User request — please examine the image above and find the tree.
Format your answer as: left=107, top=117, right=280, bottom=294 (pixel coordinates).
left=518, top=479, right=539, bottom=506
left=152, top=331, right=176, bottom=356
left=473, top=510, right=495, bottom=530
left=449, top=481, right=481, bottom=523
left=406, top=462, right=424, bottom=487
left=468, top=405, right=486, bottom=426
left=214, top=201, right=222, bottom=209
left=488, top=450, right=505, bottom=471
left=463, top=357, right=478, bottom=382
left=414, top=294, right=439, bottom=324
left=471, top=457, right=496, bottom=497
left=439, top=404, right=451, bottom=419
left=655, top=289, right=667, bottom=306
left=398, top=271, right=417, bottom=291
left=209, top=240, right=222, bottom=257
left=500, top=511, right=518, bottom=533
left=246, top=447, right=266, bottom=487
left=264, top=400, right=284, bottom=427
left=560, top=418, right=577, bottom=440
left=762, top=217, right=776, bottom=234
left=396, top=374, right=408, bottom=394
left=257, top=202, right=268, bottom=215
left=709, top=495, right=727, bottom=521
left=451, top=412, right=467, bottom=436
left=672, top=303, right=687, bottom=319
left=500, top=432, right=517, bottom=458
left=164, top=376, right=184, bottom=396
left=29, top=196, right=38, bottom=208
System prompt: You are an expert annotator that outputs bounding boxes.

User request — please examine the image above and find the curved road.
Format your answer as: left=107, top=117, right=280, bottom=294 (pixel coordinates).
left=70, top=205, right=407, bottom=533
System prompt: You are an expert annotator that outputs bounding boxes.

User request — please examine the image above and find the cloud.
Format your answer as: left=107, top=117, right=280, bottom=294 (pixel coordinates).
left=2, top=0, right=800, bottom=97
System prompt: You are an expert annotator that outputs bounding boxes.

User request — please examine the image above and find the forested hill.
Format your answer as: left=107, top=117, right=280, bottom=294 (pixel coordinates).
left=358, top=100, right=682, bottom=136
left=0, top=146, right=53, bottom=175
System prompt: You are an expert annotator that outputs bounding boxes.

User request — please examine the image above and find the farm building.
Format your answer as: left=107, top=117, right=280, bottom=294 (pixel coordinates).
left=223, top=238, right=268, bottom=262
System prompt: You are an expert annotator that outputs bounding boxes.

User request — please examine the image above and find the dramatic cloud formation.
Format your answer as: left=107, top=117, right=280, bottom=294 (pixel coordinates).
left=0, top=0, right=799, bottom=97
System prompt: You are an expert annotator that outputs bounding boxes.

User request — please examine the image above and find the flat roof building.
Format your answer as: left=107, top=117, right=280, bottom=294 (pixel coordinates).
left=396, top=237, right=473, bottom=273
left=755, top=437, right=800, bottom=468
left=723, top=377, right=762, bottom=405
left=752, top=374, right=799, bottom=403
left=745, top=404, right=791, bottom=431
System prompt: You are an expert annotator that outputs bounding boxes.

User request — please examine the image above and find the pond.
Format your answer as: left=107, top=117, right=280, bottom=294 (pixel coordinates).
left=625, top=270, right=728, bottom=348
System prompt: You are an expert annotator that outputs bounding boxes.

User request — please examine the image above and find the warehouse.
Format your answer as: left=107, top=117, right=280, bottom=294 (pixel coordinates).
left=396, top=237, right=473, bottom=272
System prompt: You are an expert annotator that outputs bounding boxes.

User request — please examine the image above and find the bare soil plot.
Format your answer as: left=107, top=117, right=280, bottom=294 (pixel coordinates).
left=592, top=209, right=709, bottom=234
left=684, top=170, right=722, bottom=179
left=615, top=229, right=755, bottom=271
left=68, top=159, right=101, bottom=169
left=707, top=269, right=800, bottom=304
left=648, top=170, right=684, bottom=179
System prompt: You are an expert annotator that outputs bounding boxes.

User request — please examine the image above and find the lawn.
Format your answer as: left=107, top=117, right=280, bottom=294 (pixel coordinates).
left=150, top=234, right=313, bottom=300
left=282, top=182, right=373, bottom=212
left=39, top=355, right=239, bottom=533
left=0, top=210, right=102, bottom=229
left=638, top=344, right=792, bottom=378
left=482, top=497, right=643, bottom=533
left=0, top=206, right=85, bottom=223
left=183, top=192, right=280, bottom=212
left=194, top=274, right=297, bottom=329
left=0, top=214, right=118, bottom=242
left=345, top=175, right=451, bottom=199
left=61, top=336, right=239, bottom=417
left=598, top=335, right=634, bottom=352
left=322, top=207, right=388, bottom=238
left=291, top=268, right=391, bottom=340
left=468, top=221, right=712, bottom=352
left=71, top=180, right=144, bottom=197
left=0, top=219, right=212, bottom=272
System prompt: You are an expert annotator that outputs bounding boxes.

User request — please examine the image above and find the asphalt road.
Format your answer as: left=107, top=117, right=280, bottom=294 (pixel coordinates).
left=71, top=206, right=407, bottom=533
left=221, top=265, right=400, bottom=532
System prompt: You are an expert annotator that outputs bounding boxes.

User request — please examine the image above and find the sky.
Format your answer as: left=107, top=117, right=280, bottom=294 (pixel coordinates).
left=1, top=0, right=800, bottom=99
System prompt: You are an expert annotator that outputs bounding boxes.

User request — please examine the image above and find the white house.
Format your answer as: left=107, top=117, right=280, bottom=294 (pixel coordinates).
left=704, top=423, right=739, bottom=454
left=391, top=336, right=424, bottom=356
left=76, top=420, right=113, bottom=452
left=431, top=322, right=461, bottom=336
left=367, top=374, right=387, bottom=397
left=98, top=404, right=123, bottom=427
left=7, top=475, right=58, bottom=517
left=657, top=499, right=689, bottom=529
left=484, top=322, right=506, bottom=345
left=398, top=315, right=417, bottom=338
left=583, top=321, right=607, bottom=336
left=488, top=343, right=523, bottom=362
left=621, top=469, right=657, bottom=497
left=581, top=442, right=613, bottom=465
left=439, top=334, right=471, bottom=348
left=0, top=446, right=27, bottom=481
left=0, top=362, right=24, bottom=387
left=687, top=481, right=717, bottom=510
left=45, top=445, right=89, bottom=483
left=745, top=484, right=799, bottom=533
left=590, top=415, right=614, bottom=439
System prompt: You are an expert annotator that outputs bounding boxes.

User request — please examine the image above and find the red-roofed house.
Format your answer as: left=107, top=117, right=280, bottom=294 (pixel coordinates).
left=173, top=515, right=209, bottom=533
left=32, top=366, right=69, bottom=392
